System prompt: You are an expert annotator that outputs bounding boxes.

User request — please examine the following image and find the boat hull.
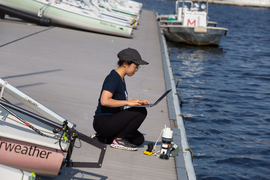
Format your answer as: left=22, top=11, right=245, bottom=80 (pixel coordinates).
left=0, top=0, right=133, bottom=37
left=0, top=136, right=65, bottom=176
left=0, top=164, right=36, bottom=180
left=162, top=25, right=228, bottom=46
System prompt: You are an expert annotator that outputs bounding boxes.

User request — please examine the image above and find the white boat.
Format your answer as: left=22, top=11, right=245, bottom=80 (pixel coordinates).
left=208, top=0, right=270, bottom=8
left=98, top=0, right=141, bottom=21
left=0, top=164, right=36, bottom=180
left=157, top=0, right=228, bottom=46
left=115, top=0, right=143, bottom=12
left=0, top=105, right=68, bottom=176
left=0, top=78, right=106, bottom=176
left=89, top=0, right=140, bottom=28
left=0, top=0, right=141, bottom=37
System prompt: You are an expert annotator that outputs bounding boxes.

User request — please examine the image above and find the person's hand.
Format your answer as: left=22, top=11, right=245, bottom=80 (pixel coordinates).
left=140, top=100, right=150, bottom=105
left=127, top=99, right=149, bottom=106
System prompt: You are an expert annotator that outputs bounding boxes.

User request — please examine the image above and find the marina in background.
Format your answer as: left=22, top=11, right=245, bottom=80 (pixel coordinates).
left=157, top=0, right=228, bottom=46
left=199, top=0, right=270, bottom=8
left=138, top=0, right=270, bottom=179
left=0, top=1, right=192, bottom=179
left=1, top=0, right=269, bottom=179
left=0, top=0, right=143, bottom=37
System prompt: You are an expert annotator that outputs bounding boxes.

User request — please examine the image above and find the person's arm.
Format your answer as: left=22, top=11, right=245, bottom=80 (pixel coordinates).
left=100, top=90, right=149, bottom=107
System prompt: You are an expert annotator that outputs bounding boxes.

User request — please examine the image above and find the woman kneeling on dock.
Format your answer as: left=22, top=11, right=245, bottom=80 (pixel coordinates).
left=92, top=48, right=149, bottom=151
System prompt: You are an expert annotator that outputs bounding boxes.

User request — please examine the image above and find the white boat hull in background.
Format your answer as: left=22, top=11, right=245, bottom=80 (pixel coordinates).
left=0, top=0, right=143, bottom=37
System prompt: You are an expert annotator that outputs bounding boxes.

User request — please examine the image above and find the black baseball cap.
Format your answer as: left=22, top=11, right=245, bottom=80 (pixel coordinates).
left=117, top=48, right=149, bottom=65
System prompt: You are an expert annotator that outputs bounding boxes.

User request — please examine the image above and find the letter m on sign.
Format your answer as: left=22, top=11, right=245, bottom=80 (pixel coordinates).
left=187, top=19, right=196, bottom=26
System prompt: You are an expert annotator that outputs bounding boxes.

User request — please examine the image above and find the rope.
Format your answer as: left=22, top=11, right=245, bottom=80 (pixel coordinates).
left=185, top=147, right=193, bottom=161
left=173, top=77, right=180, bottom=87
left=179, top=114, right=185, bottom=124
left=0, top=103, right=47, bottom=137
left=175, top=92, right=184, bottom=107
left=57, top=127, right=81, bottom=152
left=59, top=130, right=68, bottom=152
left=73, top=130, right=82, bottom=148
left=58, top=123, right=69, bottom=152
left=152, top=128, right=164, bottom=156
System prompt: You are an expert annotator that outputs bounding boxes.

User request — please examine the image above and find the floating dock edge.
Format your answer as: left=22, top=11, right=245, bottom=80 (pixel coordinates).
left=157, top=12, right=197, bottom=180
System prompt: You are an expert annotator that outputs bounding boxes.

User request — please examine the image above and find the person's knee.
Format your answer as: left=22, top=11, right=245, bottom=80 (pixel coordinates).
left=137, top=107, right=147, bottom=118
left=142, top=107, right=147, bottom=116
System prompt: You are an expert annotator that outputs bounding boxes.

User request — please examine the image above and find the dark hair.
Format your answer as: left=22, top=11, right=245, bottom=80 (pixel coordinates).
left=117, top=60, right=133, bottom=67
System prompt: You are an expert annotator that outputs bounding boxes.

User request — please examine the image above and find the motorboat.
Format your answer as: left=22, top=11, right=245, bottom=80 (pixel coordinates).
left=157, top=0, right=228, bottom=46
left=0, top=0, right=141, bottom=37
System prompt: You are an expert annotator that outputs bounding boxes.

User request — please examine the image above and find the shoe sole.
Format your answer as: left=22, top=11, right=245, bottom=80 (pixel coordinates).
left=90, top=134, right=96, bottom=139
left=110, top=144, right=137, bottom=151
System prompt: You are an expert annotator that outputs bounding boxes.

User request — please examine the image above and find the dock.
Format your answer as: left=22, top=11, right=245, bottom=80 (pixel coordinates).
left=0, top=8, right=194, bottom=180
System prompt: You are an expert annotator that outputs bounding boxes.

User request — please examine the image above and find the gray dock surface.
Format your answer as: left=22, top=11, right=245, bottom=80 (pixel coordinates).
left=0, top=9, right=179, bottom=180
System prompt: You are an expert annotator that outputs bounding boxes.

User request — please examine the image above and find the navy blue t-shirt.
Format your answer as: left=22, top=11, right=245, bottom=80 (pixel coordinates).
left=94, top=70, right=128, bottom=116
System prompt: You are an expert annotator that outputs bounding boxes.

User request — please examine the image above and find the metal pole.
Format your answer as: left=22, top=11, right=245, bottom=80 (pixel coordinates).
left=207, top=0, right=209, bottom=14
left=0, top=99, right=62, bottom=130
left=0, top=79, right=75, bottom=129
left=0, top=102, right=48, bottom=137
left=182, top=0, right=185, bottom=18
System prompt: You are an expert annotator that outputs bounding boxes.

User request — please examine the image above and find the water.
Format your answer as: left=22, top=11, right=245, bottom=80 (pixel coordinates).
left=136, top=1, right=270, bottom=179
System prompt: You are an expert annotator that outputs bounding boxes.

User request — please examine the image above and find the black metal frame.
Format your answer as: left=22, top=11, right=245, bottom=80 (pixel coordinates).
left=0, top=4, right=51, bottom=25
left=0, top=99, right=106, bottom=168
left=63, top=130, right=106, bottom=168
left=0, top=99, right=62, bottom=129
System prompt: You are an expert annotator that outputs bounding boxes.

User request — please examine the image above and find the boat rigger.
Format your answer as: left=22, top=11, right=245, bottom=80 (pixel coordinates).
left=0, top=79, right=107, bottom=176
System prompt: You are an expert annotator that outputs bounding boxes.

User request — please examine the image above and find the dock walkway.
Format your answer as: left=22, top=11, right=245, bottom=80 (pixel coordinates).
left=0, top=9, right=185, bottom=180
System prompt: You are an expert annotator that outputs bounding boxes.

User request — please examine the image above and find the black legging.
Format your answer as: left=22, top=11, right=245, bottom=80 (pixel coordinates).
left=93, top=107, right=147, bottom=146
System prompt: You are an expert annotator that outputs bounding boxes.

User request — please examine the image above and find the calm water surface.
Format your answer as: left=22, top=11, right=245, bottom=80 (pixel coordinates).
left=137, top=1, right=270, bottom=179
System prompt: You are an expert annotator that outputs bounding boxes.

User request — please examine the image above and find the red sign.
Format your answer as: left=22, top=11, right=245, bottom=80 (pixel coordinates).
left=187, top=19, right=196, bottom=26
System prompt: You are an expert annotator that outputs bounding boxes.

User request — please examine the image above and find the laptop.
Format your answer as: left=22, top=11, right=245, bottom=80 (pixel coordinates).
left=124, top=89, right=172, bottom=109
